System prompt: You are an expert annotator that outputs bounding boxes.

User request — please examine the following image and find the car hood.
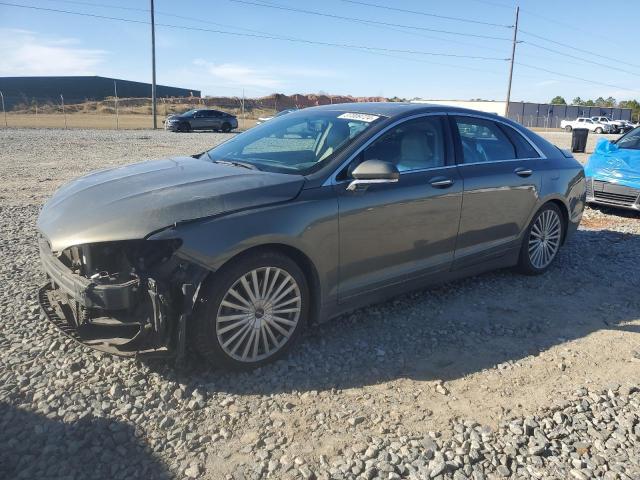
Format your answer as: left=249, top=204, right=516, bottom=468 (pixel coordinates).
left=38, top=157, right=305, bottom=252
left=585, top=139, right=640, bottom=189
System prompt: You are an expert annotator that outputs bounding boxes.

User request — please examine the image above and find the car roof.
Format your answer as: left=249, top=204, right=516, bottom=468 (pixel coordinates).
left=302, top=101, right=503, bottom=119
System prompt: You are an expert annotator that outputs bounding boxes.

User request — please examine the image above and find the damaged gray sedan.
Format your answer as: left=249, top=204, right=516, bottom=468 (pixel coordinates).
left=37, top=103, right=585, bottom=368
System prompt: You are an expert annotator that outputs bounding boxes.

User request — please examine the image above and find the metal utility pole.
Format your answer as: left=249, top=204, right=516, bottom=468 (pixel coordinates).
left=504, top=5, right=519, bottom=117
left=150, top=0, right=157, bottom=129
left=0, top=91, right=6, bottom=127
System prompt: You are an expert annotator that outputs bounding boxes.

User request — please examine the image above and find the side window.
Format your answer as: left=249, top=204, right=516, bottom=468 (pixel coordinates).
left=499, top=124, right=540, bottom=159
left=454, top=116, right=515, bottom=163
left=361, top=116, right=446, bottom=172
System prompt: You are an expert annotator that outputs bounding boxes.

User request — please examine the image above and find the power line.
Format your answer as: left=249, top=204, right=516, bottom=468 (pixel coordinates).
left=228, top=0, right=512, bottom=41
left=0, top=2, right=510, bottom=60
left=521, top=41, right=640, bottom=78
left=338, top=0, right=512, bottom=28
left=519, top=29, right=640, bottom=70
left=40, top=0, right=512, bottom=57
left=516, top=62, right=638, bottom=93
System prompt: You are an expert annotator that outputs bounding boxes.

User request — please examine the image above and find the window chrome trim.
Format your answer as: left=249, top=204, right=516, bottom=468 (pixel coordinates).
left=322, top=111, right=449, bottom=187
left=451, top=112, right=547, bottom=160
left=456, top=157, right=542, bottom=167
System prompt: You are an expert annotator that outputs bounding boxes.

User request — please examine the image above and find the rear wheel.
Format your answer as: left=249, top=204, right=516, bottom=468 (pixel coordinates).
left=517, top=203, right=564, bottom=275
left=193, top=251, right=309, bottom=369
left=595, top=127, right=603, bottom=134
left=564, top=125, right=572, bottom=132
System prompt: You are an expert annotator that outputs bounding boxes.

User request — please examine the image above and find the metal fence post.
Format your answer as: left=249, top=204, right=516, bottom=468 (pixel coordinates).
left=0, top=91, right=6, bottom=127
left=60, top=94, right=67, bottom=129
left=114, top=80, right=119, bottom=130
left=241, top=89, right=245, bottom=130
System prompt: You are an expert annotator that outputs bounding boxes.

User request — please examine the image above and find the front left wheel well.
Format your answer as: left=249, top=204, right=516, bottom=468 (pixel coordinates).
left=198, top=244, right=322, bottom=325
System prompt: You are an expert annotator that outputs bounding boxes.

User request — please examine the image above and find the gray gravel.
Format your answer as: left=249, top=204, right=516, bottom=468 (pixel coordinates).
left=1, top=128, right=639, bottom=479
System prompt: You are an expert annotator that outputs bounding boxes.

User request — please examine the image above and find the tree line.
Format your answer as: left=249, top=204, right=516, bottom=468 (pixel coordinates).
left=550, top=95, right=640, bottom=118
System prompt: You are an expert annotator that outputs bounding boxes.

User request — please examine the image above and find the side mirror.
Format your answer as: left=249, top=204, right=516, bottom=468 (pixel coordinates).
left=347, top=160, right=399, bottom=191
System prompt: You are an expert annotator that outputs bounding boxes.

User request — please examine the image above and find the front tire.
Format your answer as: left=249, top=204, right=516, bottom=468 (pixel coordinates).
left=179, top=122, right=192, bottom=132
left=193, top=251, right=309, bottom=369
left=221, top=122, right=232, bottom=133
left=517, top=203, right=564, bottom=275
left=564, top=125, right=572, bottom=132
left=595, top=127, right=603, bottom=134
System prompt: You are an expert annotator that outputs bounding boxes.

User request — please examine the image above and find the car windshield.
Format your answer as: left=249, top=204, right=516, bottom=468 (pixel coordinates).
left=206, top=110, right=383, bottom=173
left=182, top=109, right=197, bottom=117
left=616, top=128, right=640, bottom=150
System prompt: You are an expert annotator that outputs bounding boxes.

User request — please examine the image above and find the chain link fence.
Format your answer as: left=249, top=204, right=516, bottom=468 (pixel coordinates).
left=0, top=92, right=358, bottom=130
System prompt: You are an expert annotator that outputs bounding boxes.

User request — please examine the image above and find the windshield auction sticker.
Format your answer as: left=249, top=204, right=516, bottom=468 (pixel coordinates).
left=338, top=112, right=380, bottom=123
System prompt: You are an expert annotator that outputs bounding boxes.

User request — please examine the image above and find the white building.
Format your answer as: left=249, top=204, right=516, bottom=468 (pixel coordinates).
left=411, top=99, right=507, bottom=116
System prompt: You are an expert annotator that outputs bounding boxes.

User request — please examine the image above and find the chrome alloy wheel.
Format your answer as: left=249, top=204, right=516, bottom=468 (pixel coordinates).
left=528, top=209, right=562, bottom=269
left=215, top=267, right=302, bottom=362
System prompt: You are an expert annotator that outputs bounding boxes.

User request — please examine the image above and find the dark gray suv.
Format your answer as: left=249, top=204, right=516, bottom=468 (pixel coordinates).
left=165, top=109, right=238, bottom=132
left=37, top=103, right=585, bottom=369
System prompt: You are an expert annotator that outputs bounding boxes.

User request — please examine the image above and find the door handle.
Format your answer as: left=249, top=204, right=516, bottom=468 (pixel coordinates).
left=514, top=168, right=533, bottom=177
left=430, top=178, right=454, bottom=188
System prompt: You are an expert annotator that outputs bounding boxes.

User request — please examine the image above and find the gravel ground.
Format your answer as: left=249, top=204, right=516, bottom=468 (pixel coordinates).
left=1, top=129, right=639, bottom=480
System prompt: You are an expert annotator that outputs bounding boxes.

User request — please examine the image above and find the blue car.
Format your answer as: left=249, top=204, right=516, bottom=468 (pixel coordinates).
left=584, top=127, right=640, bottom=211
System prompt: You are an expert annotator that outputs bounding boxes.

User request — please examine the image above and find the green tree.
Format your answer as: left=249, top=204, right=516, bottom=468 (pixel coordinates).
left=550, top=96, right=567, bottom=105
left=619, top=99, right=640, bottom=121
left=572, top=97, right=584, bottom=106
left=584, top=99, right=595, bottom=106
left=604, top=96, right=617, bottom=107
left=594, top=97, right=607, bottom=107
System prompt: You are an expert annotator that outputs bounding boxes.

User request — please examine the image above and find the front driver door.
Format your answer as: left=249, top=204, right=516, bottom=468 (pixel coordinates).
left=335, top=115, right=463, bottom=301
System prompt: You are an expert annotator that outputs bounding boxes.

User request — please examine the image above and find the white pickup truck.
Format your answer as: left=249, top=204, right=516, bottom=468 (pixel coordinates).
left=591, top=116, right=621, bottom=133
left=560, top=117, right=612, bottom=133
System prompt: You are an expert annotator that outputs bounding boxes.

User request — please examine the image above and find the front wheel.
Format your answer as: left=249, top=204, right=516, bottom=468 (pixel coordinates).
left=221, top=122, right=232, bottom=133
left=564, top=125, right=572, bottom=132
left=595, top=127, right=603, bottom=134
left=193, top=251, right=309, bottom=369
left=517, top=204, right=564, bottom=275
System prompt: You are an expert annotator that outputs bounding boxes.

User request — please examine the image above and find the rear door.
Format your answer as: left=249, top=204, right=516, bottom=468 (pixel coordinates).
left=209, top=110, right=224, bottom=129
left=450, top=115, right=545, bottom=268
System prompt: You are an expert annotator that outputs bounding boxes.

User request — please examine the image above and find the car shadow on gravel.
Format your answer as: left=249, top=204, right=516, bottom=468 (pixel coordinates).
left=0, top=403, right=171, bottom=479
left=148, top=228, right=640, bottom=395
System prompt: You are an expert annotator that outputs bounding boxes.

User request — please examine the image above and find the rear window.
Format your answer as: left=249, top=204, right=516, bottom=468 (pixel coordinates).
left=454, top=116, right=515, bottom=163
left=499, top=124, right=540, bottom=159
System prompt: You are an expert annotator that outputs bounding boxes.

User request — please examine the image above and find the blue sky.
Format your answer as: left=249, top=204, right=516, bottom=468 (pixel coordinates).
left=1, top=0, right=639, bottom=102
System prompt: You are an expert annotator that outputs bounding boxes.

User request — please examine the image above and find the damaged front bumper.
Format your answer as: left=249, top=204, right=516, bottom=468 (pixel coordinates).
left=37, top=236, right=203, bottom=359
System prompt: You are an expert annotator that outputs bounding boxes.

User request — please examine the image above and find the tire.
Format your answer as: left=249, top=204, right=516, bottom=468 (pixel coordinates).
left=221, top=122, right=232, bottom=133
left=193, top=250, right=309, bottom=369
left=564, top=125, right=572, bottom=132
left=517, top=203, right=565, bottom=275
left=595, top=127, right=603, bottom=134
